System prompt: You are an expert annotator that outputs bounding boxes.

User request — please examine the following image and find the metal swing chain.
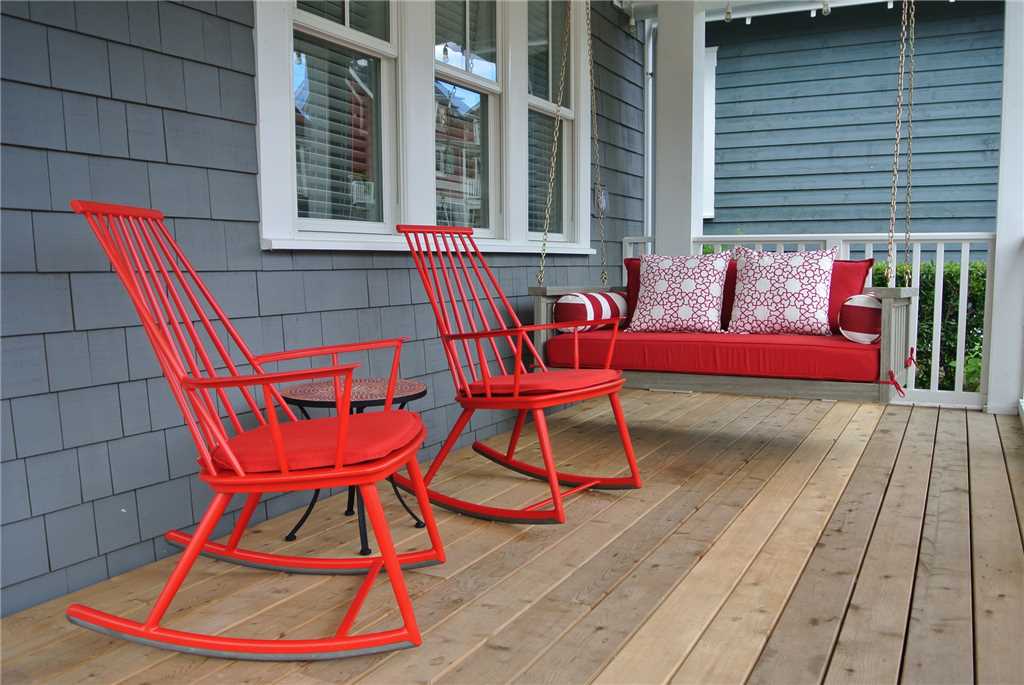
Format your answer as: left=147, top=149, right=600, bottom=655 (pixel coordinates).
left=886, top=0, right=914, bottom=287
left=903, top=0, right=915, bottom=287
left=587, top=2, right=609, bottom=287
left=537, top=1, right=574, bottom=286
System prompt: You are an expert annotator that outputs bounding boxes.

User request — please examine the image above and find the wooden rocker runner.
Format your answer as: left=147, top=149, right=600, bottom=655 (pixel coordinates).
left=64, top=201, right=444, bottom=660
left=394, top=225, right=642, bottom=525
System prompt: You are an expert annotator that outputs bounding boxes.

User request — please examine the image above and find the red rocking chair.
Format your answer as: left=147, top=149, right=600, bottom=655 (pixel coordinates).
left=64, top=201, right=444, bottom=660
left=392, top=225, right=641, bottom=524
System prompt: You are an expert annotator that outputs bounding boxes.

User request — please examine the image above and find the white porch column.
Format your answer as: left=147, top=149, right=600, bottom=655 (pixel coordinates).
left=985, top=0, right=1024, bottom=415
left=397, top=1, right=437, bottom=224
left=653, top=2, right=704, bottom=256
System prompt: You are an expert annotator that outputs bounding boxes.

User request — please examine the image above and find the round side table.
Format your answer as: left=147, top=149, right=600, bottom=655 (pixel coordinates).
left=280, top=377, right=428, bottom=554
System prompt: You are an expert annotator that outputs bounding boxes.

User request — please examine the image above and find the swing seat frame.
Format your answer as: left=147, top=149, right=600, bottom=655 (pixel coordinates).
left=394, top=225, right=642, bottom=525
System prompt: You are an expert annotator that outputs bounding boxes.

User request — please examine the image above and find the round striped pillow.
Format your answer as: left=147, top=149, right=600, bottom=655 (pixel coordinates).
left=553, top=292, right=627, bottom=333
left=839, top=294, right=882, bottom=344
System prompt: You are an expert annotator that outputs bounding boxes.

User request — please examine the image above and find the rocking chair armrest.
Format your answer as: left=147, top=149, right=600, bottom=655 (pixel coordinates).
left=254, top=337, right=406, bottom=364
left=181, top=364, right=360, bottom=391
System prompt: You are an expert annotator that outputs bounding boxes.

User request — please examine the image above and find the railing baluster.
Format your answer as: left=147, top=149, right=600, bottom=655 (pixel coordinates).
left=929, top=244, right=945, bottom=391
left=980, top=239, right=996, bottom=397
left=907, top=242, right=922, bottom=391
left=953, top=242, right=970, bottom=392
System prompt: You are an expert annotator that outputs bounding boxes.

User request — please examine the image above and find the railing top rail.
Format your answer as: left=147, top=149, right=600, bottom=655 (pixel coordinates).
left=689, top=232, right=996, bottom=244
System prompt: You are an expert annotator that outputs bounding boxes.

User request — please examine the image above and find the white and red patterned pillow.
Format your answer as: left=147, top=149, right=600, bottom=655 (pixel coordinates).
left=628, top=253, right=731, bottom=333
left=839, top=294, right=882, bottom=344
left=728, top=246, right=836, bottom=335
left=553, top=291, right=627, bottom=332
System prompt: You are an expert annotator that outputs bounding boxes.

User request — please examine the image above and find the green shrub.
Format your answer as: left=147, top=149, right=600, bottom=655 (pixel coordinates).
left=872, top=260, right=988, bottom=392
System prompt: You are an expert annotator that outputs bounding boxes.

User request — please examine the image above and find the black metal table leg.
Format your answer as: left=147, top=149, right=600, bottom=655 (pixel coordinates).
left=356, top=488, right=372, bottom=556
left=284, top=488, right=321, bottom=542
left=344, top=485, right=356, bottom=516
left=389, top=476, right=426, bottom=529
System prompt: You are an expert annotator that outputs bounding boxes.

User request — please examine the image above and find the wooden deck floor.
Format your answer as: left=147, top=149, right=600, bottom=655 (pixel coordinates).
left=3, top=390, right=1023, bottom=685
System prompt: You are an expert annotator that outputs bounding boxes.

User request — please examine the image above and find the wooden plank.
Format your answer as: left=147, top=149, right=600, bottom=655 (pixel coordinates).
left=823, top=406, right=939, bottom=685
left=747, top=405, right=911, bottom=685
left=995, top=414, right=1024, bottom=539
left=902, top=409, right=974, bottom=684
left=669, top=405, right=883, bottom=684
left=508, top=400, right=827, bottom=685
left=594, top=402, right=860, bottom=685
left=623, top=371, right=883, bottom=403
left=967, top=411, right=1024, bottom=685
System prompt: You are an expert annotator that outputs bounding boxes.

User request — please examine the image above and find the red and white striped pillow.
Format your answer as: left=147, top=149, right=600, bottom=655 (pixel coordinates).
left=553, top=291, right=627, bottom=332
left=838, top=294, right=882, bottom=344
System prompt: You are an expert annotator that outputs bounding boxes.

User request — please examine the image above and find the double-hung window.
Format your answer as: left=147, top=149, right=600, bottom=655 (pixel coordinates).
left=433, top=1, right=501, bottom=236
left=256, top=1, right=398, bottom=246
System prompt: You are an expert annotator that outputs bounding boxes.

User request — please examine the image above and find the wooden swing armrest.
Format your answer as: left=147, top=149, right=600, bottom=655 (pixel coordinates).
left=866, top=286, right=918, bottom=301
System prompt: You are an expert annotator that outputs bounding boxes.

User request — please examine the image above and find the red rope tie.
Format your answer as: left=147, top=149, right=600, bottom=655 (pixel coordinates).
left=905, top=346, right=916, bottom=368
left=884, top=369, right=907, bottom=398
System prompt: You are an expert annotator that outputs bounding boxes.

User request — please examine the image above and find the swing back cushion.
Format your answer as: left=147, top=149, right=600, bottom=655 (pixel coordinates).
left=553, top=291, right=627, bottom=332
left=624, top=256, right=872, bottom=333
left=628, top=253, right=732, bottom=333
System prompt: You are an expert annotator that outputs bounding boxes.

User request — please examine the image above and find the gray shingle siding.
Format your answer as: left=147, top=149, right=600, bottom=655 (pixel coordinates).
left=705, top=1, right=1003, bottom=236
left=0, top=1, right=643, bottom=614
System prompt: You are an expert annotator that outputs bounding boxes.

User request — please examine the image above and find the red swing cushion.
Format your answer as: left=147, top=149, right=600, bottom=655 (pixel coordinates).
left=212, top=410, right=424, bottom=473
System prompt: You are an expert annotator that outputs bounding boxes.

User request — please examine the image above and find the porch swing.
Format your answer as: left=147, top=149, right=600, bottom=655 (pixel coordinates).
left=531, top=0, right=920, bottom=404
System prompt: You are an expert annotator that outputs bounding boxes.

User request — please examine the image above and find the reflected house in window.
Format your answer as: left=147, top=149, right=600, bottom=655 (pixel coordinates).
left=293, top=36, right=381, bottom=222
left=435, top=80, right=488, bottom=228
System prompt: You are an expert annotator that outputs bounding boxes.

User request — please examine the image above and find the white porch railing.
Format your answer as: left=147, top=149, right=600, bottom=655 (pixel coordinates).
left=623, top=233, right=996, bottom=408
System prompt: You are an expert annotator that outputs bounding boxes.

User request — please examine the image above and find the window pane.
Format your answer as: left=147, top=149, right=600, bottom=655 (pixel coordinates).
left=435, top=0, right=467, bottom=70
left=468, top=1, right=497, bottom=79
left=528, top=1, right=570, bottom=106
left=350, top=0, right=389, bottom=41
left=296, top=1, right=345, bottom=25
left=293, top=32, right=383, bottom=222
left=435, top=80, right=489, bottom=229
left=528, top=110, right=562, bottom=234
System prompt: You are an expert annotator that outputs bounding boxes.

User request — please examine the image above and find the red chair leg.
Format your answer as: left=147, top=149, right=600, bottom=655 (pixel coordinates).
left=531, top=409, right=566, bottom=524
left=359, top=482, right=422, bottom=646
left=424, top=407, right=474, bottom=483
left=227, top=493, right=261, bottom=550
left=405, top=456, right=445, bottom=565
left=610, top=392, right=643, bottom=488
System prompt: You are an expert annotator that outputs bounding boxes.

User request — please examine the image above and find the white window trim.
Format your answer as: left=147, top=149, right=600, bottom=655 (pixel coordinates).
left=255, top=1, right=593, bottom=254
left=703, top=46, right=717, bottom=220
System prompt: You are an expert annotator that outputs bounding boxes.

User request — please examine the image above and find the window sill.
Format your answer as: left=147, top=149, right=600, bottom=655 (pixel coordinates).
left=260, top=234, right=596, bottom=255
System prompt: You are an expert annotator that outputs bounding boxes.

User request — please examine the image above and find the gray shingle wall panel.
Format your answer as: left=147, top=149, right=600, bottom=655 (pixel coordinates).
left=44, top=502, right=98, bottom=569
left=127, top=1, right=161, bottom=47
left=125, top=326, right=161, bottom=379
left=1, top=146, right=51, bottom=210
left=118, top=381, right=151, bottom=436
left=1, top=402, right=15, bottom=462
left=174, top=219, right=227, bottom=270
left=77, top=442, right=113, bottom=501
left=63, top=92, right=102, bottom=154
left=202, top=13, right=233, bottom=68
left=48, top=152, right=93, bottom=211
left=26, top=449, right=81, bottom=514
left=183, top=61, right=222, bottom=117
left=58, top=385, right=122, bottom=448
left=108, top=431, right=168, bottom=492
left=136, top=477, right=191, bottom=539
left=97, top=99, right=129, bottom=157
left=1, top=273, right=73, bottom=336
left=143, top=52, right=186, bottom=109
left=106, top=539, right=154, bottom=576
left=44, top=332, right=91, bottom=391
left=1, top=16, right=50, bottom=85
left=125, top=105, right=166, bottom=162
left=228, top=21, right=254, bottom=73
left=258, top=271, right=305, bottom=315
left=69, top=273, right=136, bottom=329
left=2, top=2, right=30, bottom=19
left=28, top=1, right=75, bottom=29
left=217, top=1, right=253, bottom=26
left=48, top=28, right=110, bottom=96
left=93, top=491, right=139, bottom=553
left=74, top=1, right=129, bottom=41
left=219, top=70, right=256, bottom=123
left=1, top=459, right=30, bottom=523
left=88, top=156, right=151, bottom=207
left=159, top=2, right=205, bottom=61
left=32, top=211, right=109, bottom=272
left=1, top=517, right=51, bottom=584
left=164, top=111, right=257, bottom=172
left=1, top=334, right=48, bottom=397
left=1, top=210, right=36, bottom=272
left=0, top=570, right=69, bottom=616
left=108, top=43, right=148, bottom=103
left=165, top=425, right=198, bottom=478
left=10, top=393, right=63, bottom=457
left=148, top=163, right=211, bottom=217
left=208, top=169, right=259, bottom=219
left=2, top=82, right=66, bottom=150
left=66, top=555, right=108, bottom=592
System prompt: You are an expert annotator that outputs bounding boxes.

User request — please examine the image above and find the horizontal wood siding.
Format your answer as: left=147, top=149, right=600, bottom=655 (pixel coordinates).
left=705, top=2, right=1004, bottom=236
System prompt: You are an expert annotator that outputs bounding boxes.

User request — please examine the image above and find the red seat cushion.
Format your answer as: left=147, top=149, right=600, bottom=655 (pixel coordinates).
left=212, top=410, right=423, bottom=474
left=467, top=368, right=622, bottom=396
left=545, top=330, right=878, bottom=383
